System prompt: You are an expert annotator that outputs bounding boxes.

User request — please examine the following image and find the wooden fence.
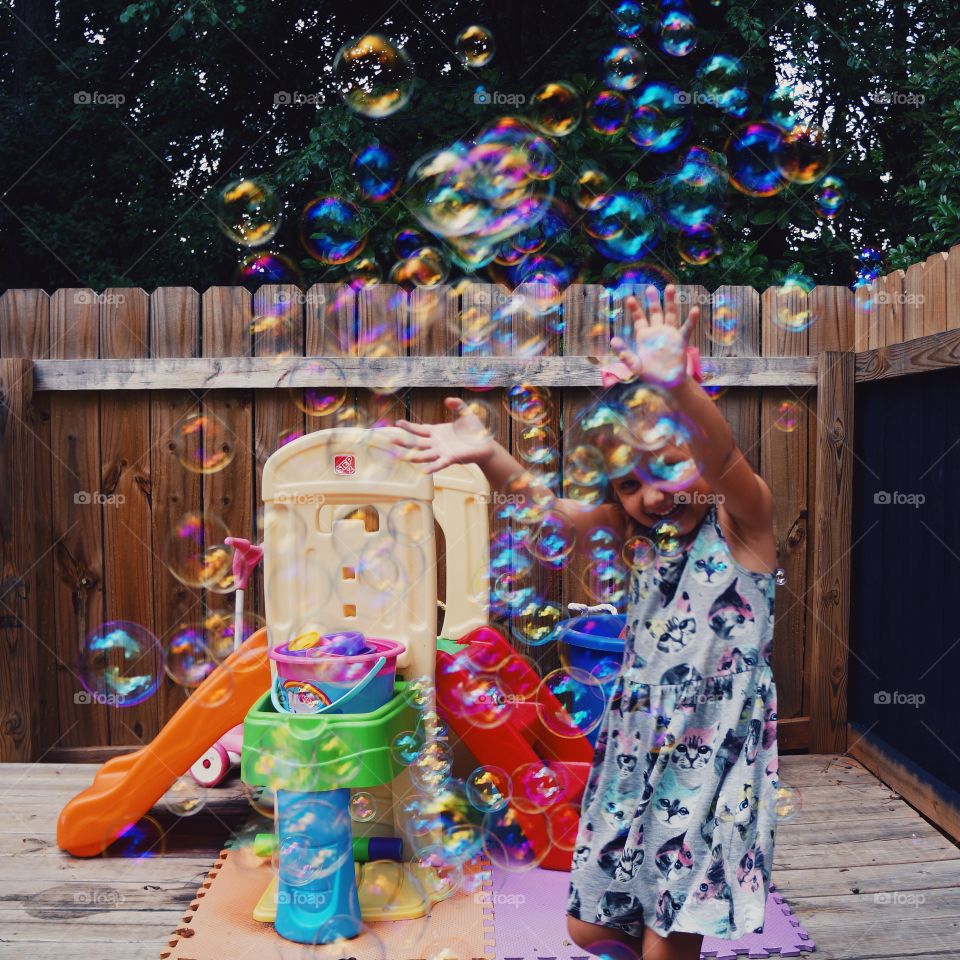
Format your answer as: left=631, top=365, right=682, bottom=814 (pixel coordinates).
left=0, top=249, right=956, bottom=776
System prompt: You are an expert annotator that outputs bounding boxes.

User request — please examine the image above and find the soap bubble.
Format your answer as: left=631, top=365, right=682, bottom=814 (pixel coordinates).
left=164, top=511, right=232, bottom=589
left=465, top=765, right=512, bottom=814
left=526, top=510, right=576, bottom=566
left=288, top=358, right=348, bottom=417
left=391, top=247, right=449, bottom=288
left=764, top=84, right=801, bottom=131
left=611, top=1, right=644, bottom=39
left=235, top=250, right=302, bottom=286
left=300, top=196, right=366, bottom=265
left=528, top=81, right=582, bottom=137
left=815, top=174, right=846, bottom=219
left=350, top=791, right=378, bottom=823
left=623, top=534, right=657, bottom=570
left=164, top=624, right=220, bottom=688
left=80, top=621, right=161, bottom=707
left=777, top=125, right=831, bottom=184
left=774, top=400, right=800, bottom=432
left=627, top=81, right=690, bottom=153
left=725, top=123, right=786, bottom=197
left=504, top=383, right=552, bottom=425
left=351, top=143, right=399, bottom=202
left=695, top=54, right=749, bottom=117
left=511, top=597, right=562, bottom=646
left=346, top=255, right=383, bottom=288
left=215, top=178, right=281, bottom=246
left=587, top=90, right=628, bottom=136
left=774, top=273, right=815, bottom=332
left=536, top=667, right=607, bottom=739
left=411, top=844, right=462, bottom=900
left=455, top=24, right=495, bottom=67
left=600, top=45, right=647, bottom=92
left=174, top=412, right=235, bottom=475
left=511, top=761, right=564, bottom=813
left=678, top=225, right=723, bottom=265
left=586, top=191, right=660, bottom=262
left=333, top=34, right=414, bottom=118
left=482, top=806, right=546, bottom=872
left=392, top=730, right=423, bottom=765
left=549, top=802, right=582, bottom=852
left=163, top=776, right=206, bottom=817
left=661, top=11, right=697, bottom=56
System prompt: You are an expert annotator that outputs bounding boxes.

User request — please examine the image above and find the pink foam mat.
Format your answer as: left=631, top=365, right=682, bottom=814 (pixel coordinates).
left=487, top=867, right=816, bottom=960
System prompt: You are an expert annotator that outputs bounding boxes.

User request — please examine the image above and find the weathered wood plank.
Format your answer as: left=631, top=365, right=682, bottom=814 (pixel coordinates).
left=31, top=354, right=820, bottom=390
left=856, top=326, right=960, bottom=381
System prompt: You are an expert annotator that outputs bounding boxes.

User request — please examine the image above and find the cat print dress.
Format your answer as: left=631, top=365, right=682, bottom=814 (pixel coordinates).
left=567, top=503, right=779, bottom=941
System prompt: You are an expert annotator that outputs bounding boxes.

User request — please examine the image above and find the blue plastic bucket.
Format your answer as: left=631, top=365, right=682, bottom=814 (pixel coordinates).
left=560, top=614, right=626, bottom=745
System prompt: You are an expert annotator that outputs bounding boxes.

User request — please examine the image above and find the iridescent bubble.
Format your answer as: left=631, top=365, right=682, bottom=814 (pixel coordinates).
left=163, top=776, right=206, bottom=817
left=585, top=559, right=628, bottom=605
left=856, top=247, right=884, bottom=282
left=774, top=400, right=800, bottom=432
left=504, top=383, right=552, bottom=425
left=601, top=45, right=647, bottom=92
left=512, top=597, right=562, bottom=646
left=775, top=273, right=815, bottom=332
left=394, top=227, right=433, bottom=259
left=628, top=81, right=691, bottom=153
left=164, top=624, right=220, bottom=688
left=165, top=511, right=232, bottom=589
left=288, top=358, right=348, bottom=417
left=350, top=790, right=378, bottom=822
left=536, top=667, right=606, bottom=739
left=605, top=262, right=677, bottom=300
left=709, top=290, right=740, bottom=347
left=452, top=395, right=496, bottom=447
left=512, top=761, right=564, bottom=813
left=661, top=11, right=698, bottom=56
left=695, top=54, right=749, bottom=117
left=465, top=765, right=512, bottom=813
left=549, top=802, right=582, bottom=853
left=482, top=806, right=546, bottom=872
left=777, top=125, right=831, bottom=184
left=351, top=143, right=399, bottom=202
left=517, top=423, right=557, bottom=463
left=215, top=178, right=281, bottom=246
left=564, top=444, right=608, bottom=505
left=586, top=526, right=620, bottom=563
left=657, top=145, right=727, bottom=232
left=411, top=844, right=462, bottom=900
left=814, top=174, right=846, bottom=219
left=333, top=34, right=414, bottom=118
left=623, top=534, right=657, bottom=570
left=80, top=621, right=161, bottom=707
left=526, top=510, right=576, bottom=566
left=587, top=191, right=659, bottom=262
left=391, top=247, right=449, bottom=288
left=775, top=782, right=802, bottom=822
left=635, top=417, right=705, bottom=492
left=235, top=251, right=302, bottom=286
left=528, top=81, right=582, bottom=137
left=678, top=224, right=722, bottom=264
left=725, top=123, right=786, bottom=197
left=345, top=256, right=382, bottom=289
left=392, top=730, right=423, bottom=765
left=300, top=196, right=366, bottom=264
left=587, top=90, right=629, bottom=136
left=764, top=84, right=801, bottom=130
left=576, top=168, right=612, bottom=210
left=576, top=401, right=640, bottom=479
left=174, top=412, right=235, bottom=475
left=611, top=1, right=645, bottom=39
left=456, top=24, right=496, bottom=67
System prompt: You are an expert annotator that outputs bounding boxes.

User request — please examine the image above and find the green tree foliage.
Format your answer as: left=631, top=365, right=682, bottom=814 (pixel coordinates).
left=0, top=0, right=956, bottom=292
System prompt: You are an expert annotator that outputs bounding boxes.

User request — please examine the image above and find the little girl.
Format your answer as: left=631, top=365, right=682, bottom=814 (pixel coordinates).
left=393, top=285, right=780, bottom=960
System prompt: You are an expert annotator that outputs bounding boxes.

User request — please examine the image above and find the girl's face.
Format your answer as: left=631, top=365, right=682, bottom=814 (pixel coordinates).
left=610, top=444, right=713, bottom=536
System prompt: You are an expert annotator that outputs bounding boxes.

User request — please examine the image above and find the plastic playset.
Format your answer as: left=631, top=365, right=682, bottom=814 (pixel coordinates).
left=57, top=426, right=618, bottom=947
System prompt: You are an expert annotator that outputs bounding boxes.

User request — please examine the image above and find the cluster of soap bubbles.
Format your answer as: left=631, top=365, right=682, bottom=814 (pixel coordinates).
left=209, top=15, right=842, bottom=340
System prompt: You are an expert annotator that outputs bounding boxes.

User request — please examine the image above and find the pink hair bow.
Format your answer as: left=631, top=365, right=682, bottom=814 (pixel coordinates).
left=599, top=345, right=703, bottom=389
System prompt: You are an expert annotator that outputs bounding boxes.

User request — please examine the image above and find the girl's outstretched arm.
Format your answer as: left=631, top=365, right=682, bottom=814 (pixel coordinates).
left=393, top=398, right=626, bottom=539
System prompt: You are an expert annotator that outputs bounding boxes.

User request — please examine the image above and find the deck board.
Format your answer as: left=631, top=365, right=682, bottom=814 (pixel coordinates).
left=0, top=756, right=957, bottom=959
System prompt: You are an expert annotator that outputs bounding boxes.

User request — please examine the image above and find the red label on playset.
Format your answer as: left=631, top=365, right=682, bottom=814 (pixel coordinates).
left=334, top=454, right=356, bottom=476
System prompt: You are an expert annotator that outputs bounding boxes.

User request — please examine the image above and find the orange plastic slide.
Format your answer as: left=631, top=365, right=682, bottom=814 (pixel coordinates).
left=57, top=629, right=271, bottom=857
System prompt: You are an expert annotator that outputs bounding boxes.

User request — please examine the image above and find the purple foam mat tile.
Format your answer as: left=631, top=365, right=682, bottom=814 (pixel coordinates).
left=489, top=868, right=815, bottom=960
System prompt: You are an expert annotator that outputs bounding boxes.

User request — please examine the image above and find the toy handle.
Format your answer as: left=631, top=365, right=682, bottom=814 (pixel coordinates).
left=224, top=537, right=264, bottom=591
left=271, top=657, right=387, bottom=716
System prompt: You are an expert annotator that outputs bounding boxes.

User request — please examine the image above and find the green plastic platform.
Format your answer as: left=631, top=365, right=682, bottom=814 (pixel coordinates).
left=241, top=681, right=422, bottom=793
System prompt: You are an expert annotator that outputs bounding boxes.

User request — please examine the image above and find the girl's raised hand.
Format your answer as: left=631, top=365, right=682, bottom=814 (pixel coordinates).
left=610, top=283, right=699, bottom=388
left=393, top=397, right=493, bottom=474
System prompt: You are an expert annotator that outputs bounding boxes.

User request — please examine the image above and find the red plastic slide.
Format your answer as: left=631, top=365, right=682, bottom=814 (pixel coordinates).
left=436, top=625, right=595, bottom=871
left=57, top=629, right=271, bottom=857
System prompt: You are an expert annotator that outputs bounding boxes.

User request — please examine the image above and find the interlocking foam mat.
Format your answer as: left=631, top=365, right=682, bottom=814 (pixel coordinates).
left=160, top=845, right=495, bottom=960
left=487, top=867, right=817, bottom=960
left=160, top=844, right=814, bottom=960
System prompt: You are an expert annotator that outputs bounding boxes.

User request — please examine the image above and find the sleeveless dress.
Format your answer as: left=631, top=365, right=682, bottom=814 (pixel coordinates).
left=567, top=503, right=780, bottom=941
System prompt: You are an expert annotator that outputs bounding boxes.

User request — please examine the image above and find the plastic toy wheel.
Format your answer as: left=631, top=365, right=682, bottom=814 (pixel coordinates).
left=190, top=743, right=231, bottom=787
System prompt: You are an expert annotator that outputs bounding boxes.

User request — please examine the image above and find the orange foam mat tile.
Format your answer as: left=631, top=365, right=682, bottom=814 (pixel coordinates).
left=160, top=846, right=495, bottom=960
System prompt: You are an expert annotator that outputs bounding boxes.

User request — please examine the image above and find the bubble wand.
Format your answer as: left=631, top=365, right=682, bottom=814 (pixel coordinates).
left=224, top=537, right=264, bottom=651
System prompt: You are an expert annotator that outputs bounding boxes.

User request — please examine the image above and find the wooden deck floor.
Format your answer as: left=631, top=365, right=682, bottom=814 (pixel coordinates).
left=0, top=755, right=957, bottom=959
